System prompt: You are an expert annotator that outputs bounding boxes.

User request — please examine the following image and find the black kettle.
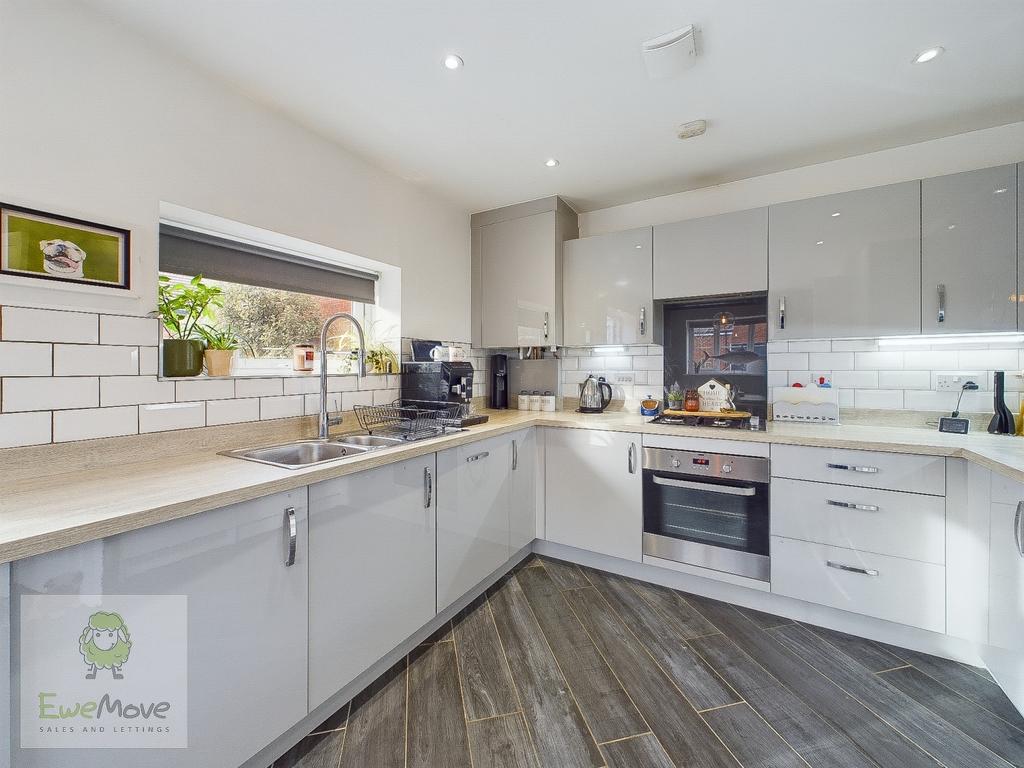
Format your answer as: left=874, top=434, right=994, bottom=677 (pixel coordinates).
left=579, top=374, right=612, bottom=413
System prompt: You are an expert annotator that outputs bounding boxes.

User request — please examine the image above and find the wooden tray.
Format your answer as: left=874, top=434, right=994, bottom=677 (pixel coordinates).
left=662, top=409, right=752, bottom=419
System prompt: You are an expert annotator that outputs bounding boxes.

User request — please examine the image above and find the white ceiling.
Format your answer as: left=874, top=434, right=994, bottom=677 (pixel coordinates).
left=87, top=0, right=1024, bottom=213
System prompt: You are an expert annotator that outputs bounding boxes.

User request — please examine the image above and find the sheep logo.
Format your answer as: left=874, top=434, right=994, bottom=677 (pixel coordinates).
left=79, top=611, right=132, bottom=680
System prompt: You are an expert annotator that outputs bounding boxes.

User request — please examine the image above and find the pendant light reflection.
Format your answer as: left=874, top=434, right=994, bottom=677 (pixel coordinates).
left=714, top=311, right=735, bottom=333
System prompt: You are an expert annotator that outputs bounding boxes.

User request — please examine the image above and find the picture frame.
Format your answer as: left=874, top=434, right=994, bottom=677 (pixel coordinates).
left=0, top=203, right=131, bottom=290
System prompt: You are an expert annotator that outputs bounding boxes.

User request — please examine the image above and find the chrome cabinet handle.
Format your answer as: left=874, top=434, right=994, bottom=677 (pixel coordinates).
left=466, top=451, right=490, bottom=463
left=512, top=439, right=518, bottom=471
left=543, top=312, right=549, bottom=340
left=424, top=467, right=433, bottom=509
left=628, top=443, right=637, bottom=474
left=937, top=284, right=946, bottom=324
left=826, top=462, right=879, bottom=474
left=826, top=560, right=878, bottom=577
left=1015, top=501, right=1024, bottom=557
left=779, top=296, right=786, bottom=330
left=284, top=506, right=297, bottom=567
left=826, top=499, right=880, bottom=512
left=639, top=306, right=647, bottom=337
left=653, top=475, right=756, bottom=496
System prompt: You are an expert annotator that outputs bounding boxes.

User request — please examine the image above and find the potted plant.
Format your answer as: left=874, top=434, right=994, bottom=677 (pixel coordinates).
left=666, top=382, right=684, bottom=411
left=198, top=325, right=241, bottom=377
left=365, top=342, right=400, bottom=374
left=158, top=274, right=222, bottom=377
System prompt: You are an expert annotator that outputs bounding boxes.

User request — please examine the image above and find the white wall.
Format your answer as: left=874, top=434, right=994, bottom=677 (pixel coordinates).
left=0, top=0, right=470, bottom=341
left=580, top=122, right=1024, bottom=235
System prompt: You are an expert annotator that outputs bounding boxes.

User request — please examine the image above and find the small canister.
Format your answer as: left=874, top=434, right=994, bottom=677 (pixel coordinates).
left=541, top=391, right=556, bottom=411
left=529, top=391, right=542, bottom=411
left=292, top=343, right=315, bottom=372
left=517, top=390, right=530, bottom=411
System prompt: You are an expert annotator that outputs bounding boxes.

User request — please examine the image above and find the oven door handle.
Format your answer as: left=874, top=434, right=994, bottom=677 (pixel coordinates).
left=651, top=475, right=757, bottom=496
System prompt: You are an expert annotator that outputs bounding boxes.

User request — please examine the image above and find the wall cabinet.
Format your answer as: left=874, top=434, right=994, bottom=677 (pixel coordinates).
left=437, top=432, right=515, bottom=610
left=472, top=196, right=578, bottom=348
left=922, top=164, right=1018, bottom=334
left=308, top=455, right=436, bottom=710
left=767, top=181, right=921, bottom=339
left=654, top=208, right=768, bottom=299
left=544, top=428, right=642, bottom=561
left=510, top=428, right=538, bottom=551
left=10, top=490, right=309, bottom=768
left=563, top=227, right=653, bottom=346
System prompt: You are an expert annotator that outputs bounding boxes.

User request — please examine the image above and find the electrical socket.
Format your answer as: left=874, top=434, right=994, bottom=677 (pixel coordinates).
left=936, top=372, right=984, bottom=391
left=614, top=374, right=634, bottom=385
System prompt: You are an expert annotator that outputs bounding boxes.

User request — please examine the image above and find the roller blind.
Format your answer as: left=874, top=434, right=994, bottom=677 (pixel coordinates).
left=159, top=224, right=378, bottom=303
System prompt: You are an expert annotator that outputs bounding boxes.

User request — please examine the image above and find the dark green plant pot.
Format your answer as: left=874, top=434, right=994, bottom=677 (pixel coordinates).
left=162, top=339, right=205, bottom=377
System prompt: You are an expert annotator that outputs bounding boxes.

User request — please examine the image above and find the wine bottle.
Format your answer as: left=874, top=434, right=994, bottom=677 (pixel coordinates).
left=988, top=371, right=1015, bottom=435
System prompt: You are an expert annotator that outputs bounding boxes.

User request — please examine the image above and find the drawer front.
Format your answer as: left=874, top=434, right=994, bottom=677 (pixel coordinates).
left=771, top=478, right=945, bottom=564
left=771, top=536, right=946, bottom=633
left=771, top=444, right=945, bottom=495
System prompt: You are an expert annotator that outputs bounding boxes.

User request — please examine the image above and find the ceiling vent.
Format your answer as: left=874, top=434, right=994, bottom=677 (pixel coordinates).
left=642, top=25, right=697, bottom=79
left=677, top=119, right=707, bottom=140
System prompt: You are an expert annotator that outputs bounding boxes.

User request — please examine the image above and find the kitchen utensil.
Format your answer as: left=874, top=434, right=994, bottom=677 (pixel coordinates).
left=579, top=374, right=612, bottom=413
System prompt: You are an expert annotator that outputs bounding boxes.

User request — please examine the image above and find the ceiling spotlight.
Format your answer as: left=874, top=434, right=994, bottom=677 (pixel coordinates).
left=443, top=53, right=464, bottom=70
left=816, top=240, right=824, bottom=246
left=831, top=211, right=841, bottom=217
left=677, top=119, right=707, bottom=140
left=913, top=47, right=944, bottom=64
left=995, top=188, right=1008, bottom=194
left=544, top=158, right=560, bottom=168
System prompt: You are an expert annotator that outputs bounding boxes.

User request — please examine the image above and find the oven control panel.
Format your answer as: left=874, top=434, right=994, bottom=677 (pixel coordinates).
left=642, top=447, right=769, bottom=483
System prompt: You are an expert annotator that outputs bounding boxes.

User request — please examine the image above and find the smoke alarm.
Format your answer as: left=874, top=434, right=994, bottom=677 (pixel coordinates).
left=642, top=25, right=697, bottom=79
left=677, top=119, right=707, bottom=140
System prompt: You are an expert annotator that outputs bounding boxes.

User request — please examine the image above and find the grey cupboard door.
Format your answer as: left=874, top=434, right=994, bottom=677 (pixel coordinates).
left=436, top=433, right=513, bottom=611
left=509, top=428, right=537, bottom=552
left=480, top=212, right=558, bottom=347
left=768, top=181, right=921, bottom=339
left=1019, top=162, right=1024, bottom=331
left=308, top=455, right=436, bottom=710
left=654, top=208, right=768, bottom=299
left=922, top=164, right=1017, bottom=334
left=563, top=227, right=653, bottom=346
left=10, top=489, right=309, bottom=768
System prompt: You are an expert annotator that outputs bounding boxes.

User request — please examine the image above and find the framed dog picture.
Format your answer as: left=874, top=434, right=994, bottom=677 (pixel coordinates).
left=0, top=203, right=130, bottom=290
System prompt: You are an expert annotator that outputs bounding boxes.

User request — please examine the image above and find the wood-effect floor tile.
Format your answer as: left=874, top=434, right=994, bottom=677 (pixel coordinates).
left=338, top=660, right=407, bottom=768
left=516, top=564, right=648, bottom=743
left=453, top=594, right=520, bottom=721
left=624, top=576, right=719, bottom=639
left=688, top=632, right=877, bottom=768
left=600, top=733, right=674, bottom=768
left=585, top=568, right=740, bottom=711
left=771, top=623, right=1009, bottom=768
left=273, top=728, right=346, bottom=768
left=563, top=586, right=738, bottom=768
left=488, top=574, right=605, bottom=768
left=407, top=641, right=472, bottom=768
left=700, top=702, right=806, bottom=768
left=467, top=713, right=541, bottom=768
left=539, top=556, right=591, bottom=590
left=799, top=622, right=907, bottom=673
left=734, top=604, right=795, bottom=630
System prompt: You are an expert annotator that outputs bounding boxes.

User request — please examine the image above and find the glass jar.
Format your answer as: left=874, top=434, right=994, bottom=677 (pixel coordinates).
left=684, top=389, right=701, bottom=412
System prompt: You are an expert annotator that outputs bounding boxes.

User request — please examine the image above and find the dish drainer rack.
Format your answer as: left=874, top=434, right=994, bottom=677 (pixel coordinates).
left=354, top=401, right=464, bottom=441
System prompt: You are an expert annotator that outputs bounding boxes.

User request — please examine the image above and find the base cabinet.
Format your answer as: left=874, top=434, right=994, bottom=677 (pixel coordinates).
left=437, top=433, right=514, bottom=611
left=510, top=428, right=538, bottom=551
left=308, top=455, right=436, bottom=710
left=544, top=428, right=642, bottom=561
left=10, top=490, right=309, bottom=768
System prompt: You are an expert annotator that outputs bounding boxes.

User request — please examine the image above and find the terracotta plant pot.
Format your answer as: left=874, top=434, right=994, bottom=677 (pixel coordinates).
left=162, top=339, right=205, bottom=377
left=204, top=349, right=234, bottom=377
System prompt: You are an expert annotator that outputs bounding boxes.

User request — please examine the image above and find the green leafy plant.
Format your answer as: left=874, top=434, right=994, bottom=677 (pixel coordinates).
left=197, top=324, right=241, bottom=351
left=365, top=343, right=400, bottom=374
left=158, top=274, right=223, bottom=340
left=667, top=382, right=684, bottom=405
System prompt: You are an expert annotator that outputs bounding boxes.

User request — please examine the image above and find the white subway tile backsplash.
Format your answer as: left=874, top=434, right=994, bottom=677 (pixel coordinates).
left=357, top=375, right=389, bottom=391
left=902, top=390, right=958, bottom=412
left=560, top=357, right=579, bottom=371
left=54, top=344, right=138, bottom=376
left=259, top=395, right=303, bottom=420
left=808, top=352, right=854, bottom=370
left=326, top=375, right=359, bottom=393
left=206, top=398, right=260, bottom=426
left=830, top=339, right=879, bottom=352
left=0, top=342, right=52, bottom=376
left=831, top=370, right=879, bottom=388
left=139, top=402, right=205, bottom=433
left=342, top=390, right=374, bottom=409
left=957, top=349, right=1020, bottom=371
left=283, top=376, right=321, bottom=395
left=902, top=351, right=957, bottom=370
left=175, top=378, right=235, bottom=401
left=787, top=371, right=815, bottom=386
left=854, top=389, right=904, bottom=410
left=373, top=388, right=401, bottom=405
left=2, top=377, right=98, bottom=412
left=604, top=356, right=632, bottom=370
left=99, top=315, right=159, bottom=346
left=0, top=411, right=52, bottom=448
left=1, top=307, right=98, bottom=343
left=766, top=341, right=789, bottom=354
left=853, top=351, right=904, bottom=370
left=139, top=347, right=159, bottom=376
left=838, top=389, right=855, bottom=407
left=101, top=376, right=176, bottom=407
left=303, top=393, right=342, bottom=415
left=788, top=340, right=831, bottom=353
left=770, top=353, right=809, bottom=370
left=767, top=371, right=788, bottom=388
left=877, top=370, right=932, bottom=390
left=54, top=406, right=137, bottom=442
left=235, top=377, right=285, bottom=397
left=633, top=355, right=664, bottom=370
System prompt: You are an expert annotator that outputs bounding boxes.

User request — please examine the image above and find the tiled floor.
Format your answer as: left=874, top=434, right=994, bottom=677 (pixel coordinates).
left=274, top=556, right=1024, bottom=767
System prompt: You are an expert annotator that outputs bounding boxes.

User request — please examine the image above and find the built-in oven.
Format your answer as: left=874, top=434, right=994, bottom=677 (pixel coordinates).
left=642, top=447, right=770, bottom=582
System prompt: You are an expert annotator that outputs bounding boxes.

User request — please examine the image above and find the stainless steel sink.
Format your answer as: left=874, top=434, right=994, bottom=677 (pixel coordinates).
left=334, top=434, right=405, bottom=449
left=220, top=439, right=373, bottom=469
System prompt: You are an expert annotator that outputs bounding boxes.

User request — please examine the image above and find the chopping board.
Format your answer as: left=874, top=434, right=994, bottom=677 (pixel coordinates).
left=663, top=408, right=751, bottom=419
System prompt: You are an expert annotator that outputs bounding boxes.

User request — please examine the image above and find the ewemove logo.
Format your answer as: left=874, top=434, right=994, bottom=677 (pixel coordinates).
left=20, top=595, right=187, bottom=749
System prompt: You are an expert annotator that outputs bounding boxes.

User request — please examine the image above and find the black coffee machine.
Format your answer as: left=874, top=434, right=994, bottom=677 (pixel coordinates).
left=400, top=359, right=489, bottom=427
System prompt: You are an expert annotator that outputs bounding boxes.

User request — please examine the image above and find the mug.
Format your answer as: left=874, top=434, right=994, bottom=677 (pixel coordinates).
left=430, top=346, right=466, bottom=363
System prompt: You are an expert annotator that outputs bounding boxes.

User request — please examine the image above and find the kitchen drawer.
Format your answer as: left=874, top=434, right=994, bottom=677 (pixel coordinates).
left=771, top=478, right=945, bottom=564
left=771, top=444, right=945, bottom=496
left=771, top=536, right=946, bottom=633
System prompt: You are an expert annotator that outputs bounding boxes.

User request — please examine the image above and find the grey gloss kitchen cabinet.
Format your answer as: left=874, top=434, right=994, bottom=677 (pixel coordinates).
left=308, top=455, right=436, bottom=710
left=472, top=196, right=578, bottom=348
left=509, top=428, right=538, bottom=551
left=922, top=164, right=1018, bottom=333
left=10, top=489, right=309, bottom=768
left=437, top=433, right=514, bottom=610
left=768, top=181, right=921, bottom=339
left=563, top=227, right=653, bottom=346
left=654, top=208, right=768, bottom=299
left=1019, top=162, right=1024, bottom=331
